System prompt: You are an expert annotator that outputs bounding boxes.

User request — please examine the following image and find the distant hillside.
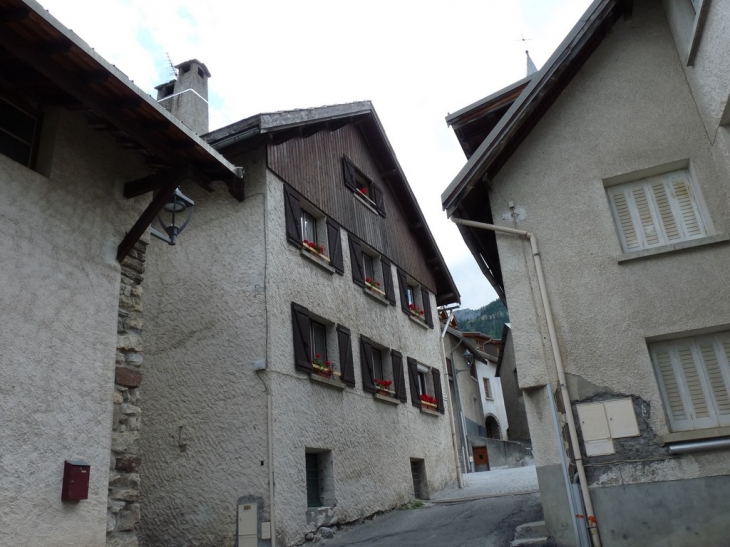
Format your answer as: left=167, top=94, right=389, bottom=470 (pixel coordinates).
left=453, top=299, right=509, bottom=339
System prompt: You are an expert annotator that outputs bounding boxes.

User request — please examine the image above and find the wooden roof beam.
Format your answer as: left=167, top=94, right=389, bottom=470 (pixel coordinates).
left=0, top=7, right=29, bottom=23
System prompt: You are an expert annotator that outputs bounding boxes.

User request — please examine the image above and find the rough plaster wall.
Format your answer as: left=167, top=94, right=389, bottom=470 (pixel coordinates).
left=499, top=332, right=530, bottom=441
left=139, top=150, right=270, bottom=546
left=490, top=0, right=730, bottom=483
left=443, top=334, right=484, bottom=427
left=663, top=0, right=730, bottom=134
left=264, top=171, right=456, bottom=546
left=475, top=361, right=509, bottom=439
left=0, top=110, right=147, bottom=547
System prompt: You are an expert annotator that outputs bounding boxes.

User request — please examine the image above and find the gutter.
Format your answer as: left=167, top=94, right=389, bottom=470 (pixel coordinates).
left=450, top=217, right=602, bottom=547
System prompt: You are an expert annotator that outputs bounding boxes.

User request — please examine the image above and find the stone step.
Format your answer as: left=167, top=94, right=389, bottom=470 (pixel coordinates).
left=510, top=538, right=550, bottom=547
left=514, top=520, right=547, bottom=539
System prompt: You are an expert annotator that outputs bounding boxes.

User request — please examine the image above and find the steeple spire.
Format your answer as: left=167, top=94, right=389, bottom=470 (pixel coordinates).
left=526, top=50, right=537, bottom=76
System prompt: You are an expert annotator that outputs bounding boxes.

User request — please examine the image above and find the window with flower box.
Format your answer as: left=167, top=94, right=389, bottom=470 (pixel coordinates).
left=291, top=302, right=355, bottom=387
left=348, top=235, right=396, bottom=305
left=406, top=357, right=444, bottom=414
left=342, top=155, right=386, bottom=217
left=396, top=269, right=433, bottom=328
left=360, top=336, right=407, bottom=402
left=284, top=185, right=344, bottom=274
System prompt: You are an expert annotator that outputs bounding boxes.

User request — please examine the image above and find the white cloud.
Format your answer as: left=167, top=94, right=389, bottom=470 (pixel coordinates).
left=38, top=0, right=592, bottom=311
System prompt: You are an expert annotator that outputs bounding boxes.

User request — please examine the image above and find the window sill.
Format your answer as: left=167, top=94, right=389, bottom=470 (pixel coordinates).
left=661, top=425, right=730, bottom=446
left=420, top=407, right=440, bottom=417
left=408, top=315, right=429, bottom=329
left=374, top=393, right=400, bottom=405
left=363, top=286, right=389, bottom=306
left=300, top=248, right=336, bottom=274
left=354, top=192, right=379, bottom=214
left=617, top=233, right=729, bottom=263
left=309, top=373, right=345, bottom=390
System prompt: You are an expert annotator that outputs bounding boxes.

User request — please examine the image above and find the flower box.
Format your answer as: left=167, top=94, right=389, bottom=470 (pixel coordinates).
left=312, top=357, right=340, bottom=379
left=420, top=394, right=438, bottom=411
left=408, top=304, right=425, bottom=319
left=364, top=278, right=385, bottom=296
left=302, top=240, right=330, bottom=262
left=374, top=379, right=394, bottom=397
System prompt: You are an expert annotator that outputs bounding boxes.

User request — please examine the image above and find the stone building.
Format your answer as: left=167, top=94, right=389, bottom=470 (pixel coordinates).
left=138, top=95, right=461, bottom=543
left=0, top=2, right=241, bottom=547
left=442, top=0, right=730, bottom=545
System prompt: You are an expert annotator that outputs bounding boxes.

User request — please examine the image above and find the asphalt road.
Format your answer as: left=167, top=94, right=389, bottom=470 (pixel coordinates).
left=320, top=492, right=543, bottom=547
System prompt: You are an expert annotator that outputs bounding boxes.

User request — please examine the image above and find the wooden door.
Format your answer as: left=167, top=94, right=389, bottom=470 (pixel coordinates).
left=473, top=446, right=489, bottom=471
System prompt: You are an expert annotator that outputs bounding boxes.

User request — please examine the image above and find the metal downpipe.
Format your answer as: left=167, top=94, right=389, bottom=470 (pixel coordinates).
left=451, top=217, right=602, bottom=547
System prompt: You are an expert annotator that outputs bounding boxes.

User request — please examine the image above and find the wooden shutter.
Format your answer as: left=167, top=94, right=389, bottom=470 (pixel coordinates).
left=396, top=269, right=410, bottom=314
left=407, top=357, right=422, bottom=407
left=608, top=188, right=642, bottom=252
left=392, top=350, right=406, bottom=402
left=326, top=219, right=344, bottom=275
left=699, top=334, right=730, bottom=427
left=421, top=287, right=433, bottom=328
left=372, top=184, right=386, bottom=217
left=284, top=186, right=302, bottom=246
left=360, top=336, right=376, bottom=393
left=381, top=259, right=395, bottom=305
left=432, top=368, right=444, bottom=414
left=342, top=156, right=357, bottom=190
left=665, top=172, right=705, bottom=239
left=292, top=302, right=312, bottom=373
left=337, top=325, right=355, bottom=387
left=652, top=345, right=690, bottom=429
left=349, top=237, right=365, bottom=287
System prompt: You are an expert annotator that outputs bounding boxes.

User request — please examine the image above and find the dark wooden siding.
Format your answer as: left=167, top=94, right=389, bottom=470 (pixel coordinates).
left=267, top=124, right=437, bottom=293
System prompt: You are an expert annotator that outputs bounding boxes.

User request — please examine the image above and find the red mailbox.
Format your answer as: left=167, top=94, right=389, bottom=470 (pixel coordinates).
left=62, top=460, right=90, bottom=501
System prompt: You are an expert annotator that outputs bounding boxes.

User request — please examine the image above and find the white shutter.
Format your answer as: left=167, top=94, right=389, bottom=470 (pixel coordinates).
left=665, top=172, right=705, bottom=239
left=649, top=179, right=682, bottom=242
left=631, top=186, right=661, bottom=246
left=607, top=168, right=709, bottom=253
left=652, top=345, right=692, bottom=431
left=608, top=187, right=641, bottom=251
left=705, top=334, right=730, bottom=426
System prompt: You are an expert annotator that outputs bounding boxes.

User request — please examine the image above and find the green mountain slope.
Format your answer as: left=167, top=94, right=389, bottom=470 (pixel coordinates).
left=453, top=299, right=509, bottom=339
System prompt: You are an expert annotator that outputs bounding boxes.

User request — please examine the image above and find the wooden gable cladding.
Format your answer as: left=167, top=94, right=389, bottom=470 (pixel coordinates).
left=267, top=123, right=437, bottom=293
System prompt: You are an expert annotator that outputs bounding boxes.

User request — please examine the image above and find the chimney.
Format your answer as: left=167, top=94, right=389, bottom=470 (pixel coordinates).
left=155, top=59, right=211, bottom=135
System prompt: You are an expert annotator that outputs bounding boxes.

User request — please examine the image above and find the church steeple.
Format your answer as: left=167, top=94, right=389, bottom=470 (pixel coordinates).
left=526, top=50, right=538, bottom=76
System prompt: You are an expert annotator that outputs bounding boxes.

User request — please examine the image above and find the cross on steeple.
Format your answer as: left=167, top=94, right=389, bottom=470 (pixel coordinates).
left=517, top=35, right=538, bottom=76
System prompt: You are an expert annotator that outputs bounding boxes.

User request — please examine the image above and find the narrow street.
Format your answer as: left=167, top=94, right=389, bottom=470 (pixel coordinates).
left=321, top=467, right=542, bottom=547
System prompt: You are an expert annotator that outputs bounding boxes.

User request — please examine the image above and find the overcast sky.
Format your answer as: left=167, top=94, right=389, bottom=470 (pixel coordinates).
left=40, top=0, right=592, bottom=310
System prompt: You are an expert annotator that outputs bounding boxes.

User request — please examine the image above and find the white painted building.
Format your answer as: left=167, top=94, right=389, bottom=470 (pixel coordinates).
left=140, top=100, right=462, bottom=546
left=443, top=0, right=730, bottom=545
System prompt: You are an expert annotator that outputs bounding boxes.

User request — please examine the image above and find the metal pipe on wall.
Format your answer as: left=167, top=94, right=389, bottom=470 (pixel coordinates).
left=668, top=438, right=730, bottom=454
left=451, top=217, right=602, bottom=547
left=441, top=311, right=465, bottom=488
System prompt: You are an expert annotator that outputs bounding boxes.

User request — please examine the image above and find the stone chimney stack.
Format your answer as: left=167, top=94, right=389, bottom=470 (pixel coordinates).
left=155, top=59, right=210, bottom=135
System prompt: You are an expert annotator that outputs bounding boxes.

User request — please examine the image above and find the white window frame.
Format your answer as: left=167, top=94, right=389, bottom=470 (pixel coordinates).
left=650, top=332, right=730, bottom=432
left=606, top=167, right=710, bottom=253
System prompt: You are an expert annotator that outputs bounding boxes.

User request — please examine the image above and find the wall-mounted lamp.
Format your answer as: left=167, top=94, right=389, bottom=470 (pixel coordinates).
left=462, top=349, right=475, bottom=367
left=151, top=188, right=194, bottom=245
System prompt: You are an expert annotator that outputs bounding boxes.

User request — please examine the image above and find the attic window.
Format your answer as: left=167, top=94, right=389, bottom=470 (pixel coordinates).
left=342, top=156, right=386, bottom=217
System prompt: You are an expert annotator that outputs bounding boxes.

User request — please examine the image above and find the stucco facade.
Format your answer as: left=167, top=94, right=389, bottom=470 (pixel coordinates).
left=141, top=109, right=459, bottom=546
left=453, top=1, right=730, bottom=545
left=0, top=109, right=148, bottom=547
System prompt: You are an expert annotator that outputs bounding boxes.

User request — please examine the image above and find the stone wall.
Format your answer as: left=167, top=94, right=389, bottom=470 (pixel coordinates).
left=108, top=239, right=147, bottom=547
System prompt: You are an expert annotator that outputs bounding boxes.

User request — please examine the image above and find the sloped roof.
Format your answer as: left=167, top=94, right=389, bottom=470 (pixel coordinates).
left=442, top=0, right=633, bottom=215
left=441, top=0, right=633, bottom=300
left=0, top=0, right=239, bottom=181
left=207, top=101, right=460, bottom=305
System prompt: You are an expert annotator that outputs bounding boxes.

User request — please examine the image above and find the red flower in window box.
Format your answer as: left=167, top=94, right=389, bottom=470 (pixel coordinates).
left=312, top=355, right=333, bottom=378
left=375, top=379, right=394, bottom=397
left=365, top=277, right=386, bottom=297
left=420, top=394, right=437, bottom=409
left=302, top=239, right=327, bottom=259
left=365, top=277, right=371, bottom=284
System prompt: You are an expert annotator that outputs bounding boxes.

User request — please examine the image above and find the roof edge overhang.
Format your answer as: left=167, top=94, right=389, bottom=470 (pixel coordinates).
left=2, top=0, right=239, bottom=180
left=445, top=74, right=533, bottom=128
left=441, top=0, right=632, bottom=214
left=205, top=102, right=461, bottom=306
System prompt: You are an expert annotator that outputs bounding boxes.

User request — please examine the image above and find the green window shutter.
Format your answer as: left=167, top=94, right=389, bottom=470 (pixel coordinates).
left=292, top=302, right=312, bottom=373
left=360, top=336, right=376, bottom=393
left=391, top=350, right=406, bottom=402
left=337, top=325, right=355, bottom=388
left=284, top=186, right=302, bottom=247
left=349, top=236, right=365, bottom=287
